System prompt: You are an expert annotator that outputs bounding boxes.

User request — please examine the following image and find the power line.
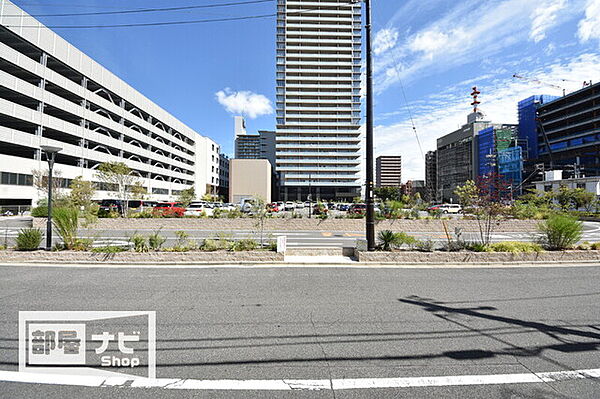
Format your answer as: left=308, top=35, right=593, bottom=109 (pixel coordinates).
left=371, top=16, right=424, bottom=161
left=3, top=0, right=274, bottom=18
left=1, top=13, right=277, bottom=29
left=1, top=1, right=357, bottom=29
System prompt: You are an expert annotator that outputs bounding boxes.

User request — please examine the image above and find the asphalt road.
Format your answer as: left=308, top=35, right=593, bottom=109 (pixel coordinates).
left=1, top=221, right=600, bottom=249
left=0, top=264, right=599, bottom=398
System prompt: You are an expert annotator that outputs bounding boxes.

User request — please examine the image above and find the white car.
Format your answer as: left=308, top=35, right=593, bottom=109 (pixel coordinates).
left=430, top=204, right=462, bottom=214
left=284, top=202, right=295, bottom=211
left=295, top=202, right=304, bottom=209
left=184, top=203, right=212, bottom=217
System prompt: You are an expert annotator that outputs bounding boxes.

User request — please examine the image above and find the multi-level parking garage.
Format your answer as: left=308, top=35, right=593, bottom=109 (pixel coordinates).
left=275, top=0, right=363, bottom=201
left=0, top=0, right=221, bottom=207
left=537, top=82, right=600, bottom=177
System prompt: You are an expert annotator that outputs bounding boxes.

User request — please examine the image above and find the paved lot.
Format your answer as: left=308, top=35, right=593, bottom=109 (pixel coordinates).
left=0, top=264, right=599, bottom=397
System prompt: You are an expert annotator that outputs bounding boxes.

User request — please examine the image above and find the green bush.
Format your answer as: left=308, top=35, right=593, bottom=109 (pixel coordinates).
left=91, top=245, right=127, bottom=253
left=200, top=238, right=221, bottom=251
left=414, top=239, right=435, bottom=252
left=591, top=242, right=600, bottom=250
left=16, top=228, right=43, bottom=251
left=377, top=230, right=417, bottom=251
left=130, top=234, right=148, bottom=252
left=538, top=214, right=582, bottom=250
left=229, top=238, right=258, bottom=251
left=31, top=206, right=48, bottom=217
left=486, top=241, right=543, bottom=253
left=72, top=238, right=93, bottom=251
left=52, top=207, right=79, bottom=250
left=378, top=230, right=396, bottom=251
left=148, top=230, right=166, bottom=251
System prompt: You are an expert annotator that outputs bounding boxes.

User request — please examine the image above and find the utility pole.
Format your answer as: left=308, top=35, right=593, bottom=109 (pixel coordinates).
left=364, top=0, right=375, bottom=250
left=41, top=145, right=62, bottom=251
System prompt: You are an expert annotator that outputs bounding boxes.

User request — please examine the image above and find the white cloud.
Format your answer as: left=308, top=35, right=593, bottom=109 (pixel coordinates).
left=373, top=28, right=399, bottom=55
left=530, top=0, right=567, bottom=43
left=578, top=0, right=600, bottom=43
left=373, top=53, right=600, bottom=181
left=215, top=88, right=273, bottom=119
left=373, top=0, right=581, bottom=94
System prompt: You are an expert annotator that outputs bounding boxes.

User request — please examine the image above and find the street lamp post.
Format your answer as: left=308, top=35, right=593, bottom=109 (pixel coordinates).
left=308, top=172, right=312, bottom=218
left=40, top=145, right=62, bottom=251
left=364, top=0, right=375, bottom=251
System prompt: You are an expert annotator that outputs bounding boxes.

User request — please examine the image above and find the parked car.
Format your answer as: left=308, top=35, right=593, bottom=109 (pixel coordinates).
left=267, top=203, right=279, bottom=212
left=338, top=203, right=350, bottom=212
left=295, top=202, right=304, bottom=209
left=284, top=202, right=295, bottom=211
left=184, top=201, right=211, bottom=217
left=98, top=199, right=124, bottom=214
left=128, top=200, right=158, bottom=212
left=154, top=202, right=185, bottom=217
left=428, top=204, right=462, bottom=214
left=348, top=203, right=367, bottom=215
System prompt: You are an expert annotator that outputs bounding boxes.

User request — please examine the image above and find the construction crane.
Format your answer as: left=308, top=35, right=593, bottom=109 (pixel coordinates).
left=512, top=74, right=565, bottom=96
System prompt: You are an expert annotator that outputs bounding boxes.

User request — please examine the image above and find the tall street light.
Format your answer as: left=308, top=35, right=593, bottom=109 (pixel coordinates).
left=40, top=145, right=62, bottom=251
left=364, top=0, right=375, bottom=251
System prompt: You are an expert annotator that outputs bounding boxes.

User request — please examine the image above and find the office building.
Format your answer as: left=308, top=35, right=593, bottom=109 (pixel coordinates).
left=275, top=0, right=362, bottom=201
left=234, top=116, right=276, bottom=166
left=229, top=159, right=272, bottom=204
left=425, top=150, right=437, bottom=203
left=375, top=155, right=401, bottom=187
left=536, top=82, right=600, bottom=177
left=218, top=153, right=230, bottom=199
left=436, top=111, right=492, bottom=202
left=0, top=0, right=221, bottom=208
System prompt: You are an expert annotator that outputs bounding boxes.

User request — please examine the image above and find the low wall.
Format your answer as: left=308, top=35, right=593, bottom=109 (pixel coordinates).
left=32, top=217, right=541, bottom=233
left=0, top=250, right=284, bottom=264
left=357, top=250, right=600, bottom=264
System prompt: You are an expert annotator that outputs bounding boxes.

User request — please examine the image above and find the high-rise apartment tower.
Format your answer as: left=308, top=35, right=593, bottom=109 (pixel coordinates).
left=275, top=0, right=362, bottom=201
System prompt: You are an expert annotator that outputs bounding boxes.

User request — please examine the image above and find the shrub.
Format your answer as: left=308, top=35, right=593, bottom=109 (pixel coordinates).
left=31, top=206, right=48, bottom=218
left=486, top=241, right=543, bottom=253
left=16, top=228, right=43, bottom=251
left=130, top=234, right=148, bottom=252
left=378, top=230, right=396, bottom=251
left=414, top=239, right=435, bottom=252
left=592, top=242, right=600, bottom=250
left=98, top=208, right=120, bottom=218
left=538, top=214, right=582, bottom=250
left=229, top=238, right=258, bottom=251
left=467, top=242, right=488, bottom=252
left=72, top=238, right=93, bottom=251
left=52, top=207, right=79, bottom=250
left=91, top=245, right=127, bottom=253
left=148, top=230, right=166, bottom=251
left=577, top=241, right=592, bottom=250
left=395, top=232, right=417, bottom=249
left=200, top=239, right=221, bottom=251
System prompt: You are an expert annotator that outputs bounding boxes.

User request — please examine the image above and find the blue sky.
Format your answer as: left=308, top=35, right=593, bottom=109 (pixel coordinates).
left=12, top=0, right=600, bottom=180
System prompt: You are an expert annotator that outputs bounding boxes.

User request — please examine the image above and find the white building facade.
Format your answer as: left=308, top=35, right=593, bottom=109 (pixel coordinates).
left=0, top=0, right=220, bottom=208
left=275, top=0, right=362, bottom=201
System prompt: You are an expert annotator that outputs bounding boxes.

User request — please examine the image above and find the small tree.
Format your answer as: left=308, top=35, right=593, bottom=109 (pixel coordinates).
left=177, top=187, right=196, bottom=208
left=96, top=162, right=138, bottom=217
left=455, top=173, right=510, bottom=246
left=130, top=182, right=147, bottom=200
left=374, top=187, right=400, bottom=202
left=68, top=177, right=97, bottom=227
left=251, top=197, right=267, bottom=247
left=32, top=168, right=66, bottom=201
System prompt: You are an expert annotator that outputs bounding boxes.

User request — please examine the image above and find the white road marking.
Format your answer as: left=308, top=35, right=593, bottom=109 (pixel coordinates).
left=0, top=368, right=599, bottom=391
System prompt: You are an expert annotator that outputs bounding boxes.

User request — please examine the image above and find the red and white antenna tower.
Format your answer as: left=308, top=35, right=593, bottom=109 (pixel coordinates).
left=470, top=86, right=481, bottom=113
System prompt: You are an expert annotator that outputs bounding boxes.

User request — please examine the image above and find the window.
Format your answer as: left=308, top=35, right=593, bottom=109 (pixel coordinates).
left=0, top=172, right=34, bottom=186
left=152, top=188, right=169, bottom=195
